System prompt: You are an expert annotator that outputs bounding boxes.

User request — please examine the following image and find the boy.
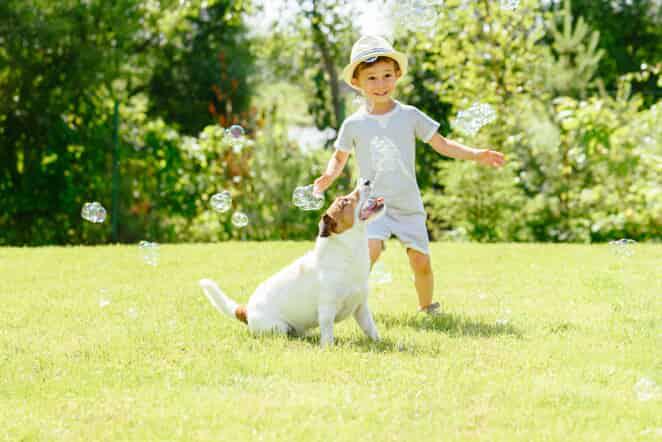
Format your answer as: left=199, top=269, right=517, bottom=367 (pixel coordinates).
left=314, top=35, right=505, bottom=314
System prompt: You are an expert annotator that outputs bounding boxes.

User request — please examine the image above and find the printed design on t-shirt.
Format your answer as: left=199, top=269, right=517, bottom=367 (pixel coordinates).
left=369, top=136, right=416, bottom=185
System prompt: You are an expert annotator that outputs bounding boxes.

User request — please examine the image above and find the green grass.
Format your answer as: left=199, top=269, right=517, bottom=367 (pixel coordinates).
left=1, top=241, right=660, bottom=441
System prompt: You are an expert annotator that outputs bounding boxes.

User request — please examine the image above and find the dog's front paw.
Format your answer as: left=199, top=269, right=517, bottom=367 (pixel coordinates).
left=320, top=337, right=334, bottom=348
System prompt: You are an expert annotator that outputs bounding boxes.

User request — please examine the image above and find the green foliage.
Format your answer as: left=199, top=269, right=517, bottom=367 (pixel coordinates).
left=402, top=0, right=550, bottom=191
left=425, top=161, right=529, bottom=242
left=254, top=0, right=357, bottom=130
left=552, top=0, right=662, bottom=104
left=0, top=0, right=145, bottom=245
left=399, top=0, right=660, bottom=242
left=117, top=106, right=351, bottom=243
left=0, top=0, right=255, bottom=245
left=147, top=0, right=256, bottom=135
left=543, top=0, right=605, bottom=98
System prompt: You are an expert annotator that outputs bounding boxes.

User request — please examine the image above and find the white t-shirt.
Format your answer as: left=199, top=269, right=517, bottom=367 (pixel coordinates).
left=334, top=101, right=440, bottom=215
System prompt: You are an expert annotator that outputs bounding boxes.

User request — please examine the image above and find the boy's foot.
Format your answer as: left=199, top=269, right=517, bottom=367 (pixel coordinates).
left=418, top=302, right=441, bottom=316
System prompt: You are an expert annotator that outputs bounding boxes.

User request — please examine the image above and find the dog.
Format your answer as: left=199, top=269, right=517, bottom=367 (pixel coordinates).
left=199, top=179, right=385, bottom=346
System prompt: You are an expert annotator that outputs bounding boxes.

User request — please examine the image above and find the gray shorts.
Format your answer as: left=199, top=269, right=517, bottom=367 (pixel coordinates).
left=367, top=211, right=430, bottom=255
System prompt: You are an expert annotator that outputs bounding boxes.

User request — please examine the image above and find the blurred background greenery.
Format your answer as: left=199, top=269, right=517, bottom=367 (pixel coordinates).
left=0, top=0, right=660, bottom=246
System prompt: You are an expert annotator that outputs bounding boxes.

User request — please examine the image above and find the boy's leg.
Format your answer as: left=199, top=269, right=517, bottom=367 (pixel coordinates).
left=406, top=248, right=434, bottom=309
left=368, top=239, right=383, bottom=268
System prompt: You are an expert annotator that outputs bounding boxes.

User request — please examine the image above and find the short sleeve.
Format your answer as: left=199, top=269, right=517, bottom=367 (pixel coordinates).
left=412, top=107, right=440, bottom=142
left=333, top=120, right=354, bottom=152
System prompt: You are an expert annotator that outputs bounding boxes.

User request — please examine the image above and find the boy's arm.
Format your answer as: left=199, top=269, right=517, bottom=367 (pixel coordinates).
left=428, top=133, right=505, bottom=167
left=314, top=150, right=350, bottom=194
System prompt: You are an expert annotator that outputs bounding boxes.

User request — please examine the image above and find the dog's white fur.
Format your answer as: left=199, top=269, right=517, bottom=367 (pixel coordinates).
left=199, top=181, right=384, bottom=346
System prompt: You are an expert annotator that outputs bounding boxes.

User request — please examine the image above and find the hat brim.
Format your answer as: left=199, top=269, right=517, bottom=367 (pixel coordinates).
left=341, top=50, right=408, bottom=91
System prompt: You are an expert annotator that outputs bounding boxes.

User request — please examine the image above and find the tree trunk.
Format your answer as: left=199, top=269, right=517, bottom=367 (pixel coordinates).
left=311, top=4, right=345, bottom=129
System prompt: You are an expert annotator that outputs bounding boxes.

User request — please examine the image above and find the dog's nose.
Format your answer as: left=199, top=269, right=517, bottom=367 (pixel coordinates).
left=363, top=180, right=370, bottom=186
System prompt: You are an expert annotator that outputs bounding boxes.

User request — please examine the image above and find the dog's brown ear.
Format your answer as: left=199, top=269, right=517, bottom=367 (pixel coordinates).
left=318, top=213, right=337, bottom=238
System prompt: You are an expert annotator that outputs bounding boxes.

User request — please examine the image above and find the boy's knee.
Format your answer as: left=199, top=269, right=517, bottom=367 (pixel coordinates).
left=369, top=240, right=383, bottom=263
left=408, top=250, right=431, bottom=274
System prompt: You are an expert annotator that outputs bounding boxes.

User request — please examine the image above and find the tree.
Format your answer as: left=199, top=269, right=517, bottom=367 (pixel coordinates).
left=147, top=0, right=256, bottom=135
left=0, top=0, right=256, bottom=245
left=547, top=0, right=662, bottom=105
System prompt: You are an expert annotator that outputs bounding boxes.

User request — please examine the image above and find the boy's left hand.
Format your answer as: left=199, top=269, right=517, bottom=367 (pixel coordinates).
left=475, top=149, right=505, bottom=168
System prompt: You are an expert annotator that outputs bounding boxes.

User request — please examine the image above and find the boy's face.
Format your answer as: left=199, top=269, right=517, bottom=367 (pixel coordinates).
left=351, top=59, right=401, bottom=104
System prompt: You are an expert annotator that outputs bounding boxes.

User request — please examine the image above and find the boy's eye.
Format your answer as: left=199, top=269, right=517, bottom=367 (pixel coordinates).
left=368, top=76, right=376, bottom=80
left=385, top=73, right=392, bottom=77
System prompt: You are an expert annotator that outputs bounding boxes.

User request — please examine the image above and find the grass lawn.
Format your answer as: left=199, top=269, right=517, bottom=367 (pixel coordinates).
left=1, top=241, right=660, bottom=441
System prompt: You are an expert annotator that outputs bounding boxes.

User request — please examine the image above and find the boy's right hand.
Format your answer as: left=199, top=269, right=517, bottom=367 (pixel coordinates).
left=313, top=174, right=334, bottom=196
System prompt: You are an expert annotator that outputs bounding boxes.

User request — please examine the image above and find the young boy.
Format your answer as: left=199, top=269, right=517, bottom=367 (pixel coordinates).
left=314, top=35, right=505, bottom=315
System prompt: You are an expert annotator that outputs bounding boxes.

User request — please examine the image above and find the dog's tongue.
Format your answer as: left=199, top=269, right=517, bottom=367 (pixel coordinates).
left=359, top=197, right=384, bottom=220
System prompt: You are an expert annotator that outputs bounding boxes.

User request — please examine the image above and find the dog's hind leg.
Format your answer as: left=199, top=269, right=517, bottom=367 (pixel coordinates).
left=247, top=312, right=291, bottom=336
left=199, top=279, right=246, bottom=323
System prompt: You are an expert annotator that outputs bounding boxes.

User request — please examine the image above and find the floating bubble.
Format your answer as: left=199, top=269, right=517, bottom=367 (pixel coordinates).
left=99, top=298, right=111, bottom=308
left=634, top=377, right=659, bottom=401
left=210, top=191, right=232, bottom=213
left=370, top=262, right=393, bottom=286
left=225, top=125, right=246, bottom=152
left=127, top=307, right=138, bottom=319
left=81, top=201, right=107, bottom=223
left=392, top=0, right=439, bottom=33
left=228, top=125, right=245, bottom=139
left=496, top=318, right=509, bottom=326
left=293, top=184, right=325, bottom=211
left=138, top=240, right=159, bottom=266
left=608, top=238, right=636, bottom=258
left=231, top=211, right=249, bottom=228
left=500, top=0, right=520, bottom=10
left=451, top=102, right=497, bottom=136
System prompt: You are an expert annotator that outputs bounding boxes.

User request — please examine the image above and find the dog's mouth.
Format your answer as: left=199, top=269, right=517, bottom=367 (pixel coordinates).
left=359, top=197, right=385, bottom=221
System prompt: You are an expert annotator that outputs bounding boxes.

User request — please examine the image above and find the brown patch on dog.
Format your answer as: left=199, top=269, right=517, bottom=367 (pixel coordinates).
left=235, top=305, right=248, bottom=324
left=318, top=188, right=361, bottom=237
left=318, top=213, right=337, bottom=238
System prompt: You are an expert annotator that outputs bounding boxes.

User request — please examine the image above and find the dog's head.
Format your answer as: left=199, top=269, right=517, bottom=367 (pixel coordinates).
left=318, top=179, right=385, bottom=238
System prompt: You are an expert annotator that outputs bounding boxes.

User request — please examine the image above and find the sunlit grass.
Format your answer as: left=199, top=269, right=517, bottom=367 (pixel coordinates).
left=1, top=241, right=660, bottom=441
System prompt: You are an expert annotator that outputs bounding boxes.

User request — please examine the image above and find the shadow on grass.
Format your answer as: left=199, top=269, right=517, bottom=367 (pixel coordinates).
left=376, top=312, right=522, bottom=338
left=290, top=312, right=521, bottom=354
left=297, top=334, right=421, bottom=354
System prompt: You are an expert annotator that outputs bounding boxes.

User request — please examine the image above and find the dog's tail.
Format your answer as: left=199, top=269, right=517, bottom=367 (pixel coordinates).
left=199, top=278, right=247, bottom=323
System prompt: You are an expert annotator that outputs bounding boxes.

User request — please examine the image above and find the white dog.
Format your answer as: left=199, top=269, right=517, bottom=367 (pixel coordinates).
left=199, top=180, right=385, bottom=346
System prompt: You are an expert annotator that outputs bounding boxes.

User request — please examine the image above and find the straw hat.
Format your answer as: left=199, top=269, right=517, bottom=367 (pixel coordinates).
left=341, top=35, right=408, bottom=90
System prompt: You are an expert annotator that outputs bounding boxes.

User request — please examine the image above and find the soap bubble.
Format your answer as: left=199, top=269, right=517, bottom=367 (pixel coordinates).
left=231, top=211, right=249, bottom=228
left=225, top=125, right=246, bottom=152
left=99, top=288, right=110, bottom=308
left=633, top=377, right=659, bottom=401
left=608, top=238, right=636, bottom=258
left=227, top=125, right=245, bottom=139
left=210, top=191, right=232, bottom=213
left=370, top=262, right=393, bottom=286
left=127, top=307, right=139, bottom=319
left=392, top=0, right=439, bottom=33
left=500, top=0, right=520, bottom=10
left=293, top=184, right=325, bottom=211
left=451, top=102, right=497, bottom=136
left=138, top=240, right=159, bottom=266
left=81, top=201, right=107, bottom=223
